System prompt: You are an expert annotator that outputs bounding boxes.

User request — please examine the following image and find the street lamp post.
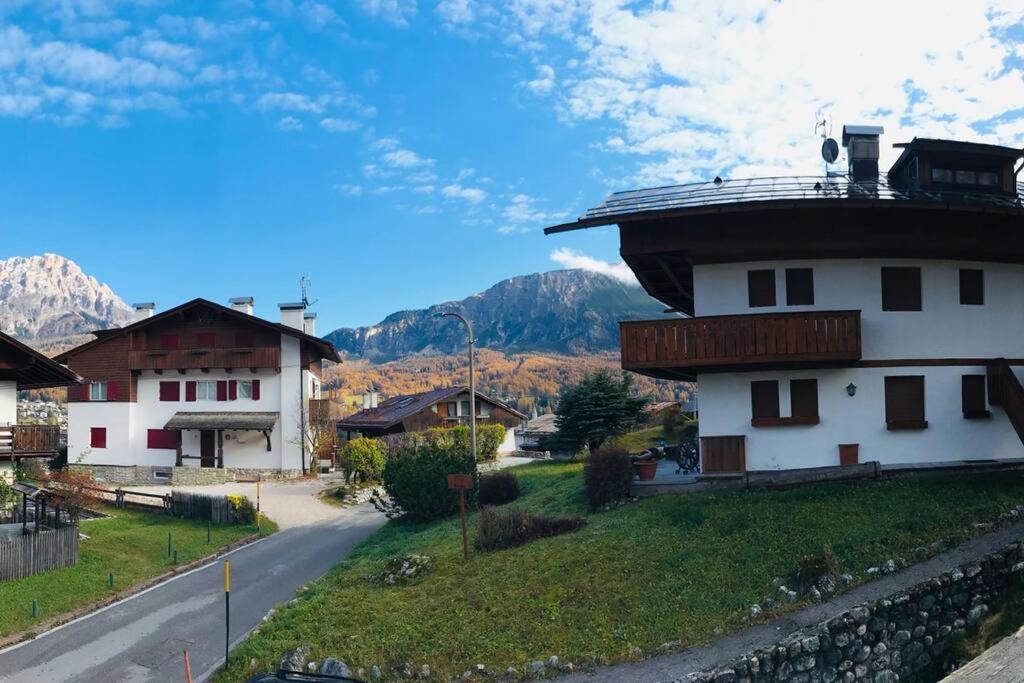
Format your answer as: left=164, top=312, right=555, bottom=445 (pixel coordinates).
left=439, top=312, right=476, bottom=462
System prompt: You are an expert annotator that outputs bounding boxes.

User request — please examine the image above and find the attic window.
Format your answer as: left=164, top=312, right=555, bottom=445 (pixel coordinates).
left=978, top=172, right=1000, bottom=187
left=955, top=170, right=977, bottom=185
left=931, top=168, right=953, bottom=183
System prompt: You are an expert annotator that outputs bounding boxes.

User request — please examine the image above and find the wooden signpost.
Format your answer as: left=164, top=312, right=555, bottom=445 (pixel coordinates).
left=447, top=473, right=473, bottom=560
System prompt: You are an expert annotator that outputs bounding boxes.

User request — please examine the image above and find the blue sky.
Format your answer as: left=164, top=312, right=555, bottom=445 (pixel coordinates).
left=1, top=1, right=1023, bottom=333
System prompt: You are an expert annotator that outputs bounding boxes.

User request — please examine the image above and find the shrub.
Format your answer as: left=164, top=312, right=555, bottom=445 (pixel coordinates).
left=583, top=445, right=633, bottom=510
left=378, top=439, right=476, bottom=522
left=421, top=424, right=507, bottom=462
left=339, top=437, right=386, bottom=482
left=227, top=494, right=257, bottom=524
left=474, top=506, right=585, bottom=551
left=478, top=471, right=520, bottom=506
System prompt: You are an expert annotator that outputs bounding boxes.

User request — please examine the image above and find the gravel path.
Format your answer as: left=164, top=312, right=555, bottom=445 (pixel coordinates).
left=558, top=520, right=1024, bottom=683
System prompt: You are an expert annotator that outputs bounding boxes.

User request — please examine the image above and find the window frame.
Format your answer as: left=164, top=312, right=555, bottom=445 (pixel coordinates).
left=90, top=381, right=108, bottom=401
left=884, top=375, right=928, bottom=430
left=881, top=266, right=922, bottom=312
left=959, top=268, right=984, bottom=306
left=237, top=379, right=254, bottom=400
left=196, top=380, right=217, bottom=401
left=747, top=269, right=777, bottom=308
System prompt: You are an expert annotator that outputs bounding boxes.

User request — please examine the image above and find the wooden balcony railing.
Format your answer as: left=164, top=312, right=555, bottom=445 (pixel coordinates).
left=988, top=361, right=1024, bottom=446
left=621, top=310, right=861, bottom=378
left=0, top=425, right=61, bottom=455
left=128, top=346, right=281, bottom=371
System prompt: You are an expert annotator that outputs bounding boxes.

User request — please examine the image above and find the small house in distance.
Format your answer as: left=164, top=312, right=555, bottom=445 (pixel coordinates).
left=337, top=387, right=527, bottom=454
left=518, top=413, right=558, bottom=452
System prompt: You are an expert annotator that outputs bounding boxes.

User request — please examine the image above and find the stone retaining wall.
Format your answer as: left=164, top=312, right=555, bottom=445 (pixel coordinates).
left=686, top=541, right=1024, bottom=682
left=73, top=464, right=302, bottom=486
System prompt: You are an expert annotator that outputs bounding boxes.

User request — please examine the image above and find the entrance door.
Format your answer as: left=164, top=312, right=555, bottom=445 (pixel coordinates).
left=200, top=430, right=216, bottom=468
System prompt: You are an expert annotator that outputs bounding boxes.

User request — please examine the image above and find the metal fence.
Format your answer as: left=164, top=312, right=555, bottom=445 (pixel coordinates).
left=0, top=526, right=79, bottom=582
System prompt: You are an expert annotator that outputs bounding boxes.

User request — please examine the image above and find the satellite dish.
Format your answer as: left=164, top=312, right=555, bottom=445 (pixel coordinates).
left=821, top=138, right=839, bottom=164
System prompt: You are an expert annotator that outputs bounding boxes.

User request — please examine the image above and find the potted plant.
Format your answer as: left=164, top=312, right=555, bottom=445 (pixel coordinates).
left=631, top=449, right=660, bottom=481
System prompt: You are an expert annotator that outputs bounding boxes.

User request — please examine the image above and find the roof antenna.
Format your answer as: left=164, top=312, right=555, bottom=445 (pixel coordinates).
left=300, top=275, right=318, bottom=308
left=815, top=110, right=839, bottom=178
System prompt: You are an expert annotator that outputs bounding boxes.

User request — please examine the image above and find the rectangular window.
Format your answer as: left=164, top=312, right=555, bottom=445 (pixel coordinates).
left=147, top=428, right=179, bottom=450
left=884, top=376, right=927, bottom=429
left=962, top=375, right=989, bottom=419
left=237, top=380, right=253, bottom=400
left=790, top=379, right=819, bottom=422
left=196, top=380, right=217, bottom=400
left=90, top=427, right=106, bottom=449
left=446, top=401, right=457, bottom=417
left=955, top=170, right=977, bottom=185
left=460, top=400, right=470, bottom=416
left=978, top=171, right=1000, bottom=187
left=90, top=381, right=108, bottom=401
left=750, top=380, right=780, bottom=420
left=158, top=381, right=180, bottom=401
left=931, top=168, right=953, bottom=183
left=881, top=267, right=922, bottom=311
left=185, top=381, right=197, bottom=402
left=747, top=269, right=776, bottom=307
left=959, top=268, right=984, bottom=305
left=197, top=332, right=217, bottom=348
left=159, top=333, right=179, bottom=350
left=785, top=268, right=814, bottom=306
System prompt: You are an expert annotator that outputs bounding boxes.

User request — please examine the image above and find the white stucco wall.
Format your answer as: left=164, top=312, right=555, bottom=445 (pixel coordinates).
left=69, top=401, right=134, bottom=466
left=0, top=381, right=17, bottom=425
left=693, top=258, right=1024, bottom=359
left=278, top=336, right=307, bottom=472
left=697, top=365, right=1024, bottom=470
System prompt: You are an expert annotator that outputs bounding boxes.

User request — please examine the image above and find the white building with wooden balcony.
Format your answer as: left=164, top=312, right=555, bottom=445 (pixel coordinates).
left=0, top=331, right=80, bottom=482
left=55, top=298, right=340, bottom=485
left=546, top=129, right=1024, bottom=475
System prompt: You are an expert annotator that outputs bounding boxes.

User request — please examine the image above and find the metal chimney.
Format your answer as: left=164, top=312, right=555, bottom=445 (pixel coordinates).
left=842, top=125, right=884, bottom=181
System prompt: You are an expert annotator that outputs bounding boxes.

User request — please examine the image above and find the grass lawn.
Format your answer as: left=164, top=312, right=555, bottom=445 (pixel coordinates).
left=612, top=424, right=690, bottom=452
left=0, top=505, right=270, bottom=639
left=218, top=463, right=1024, bottom=681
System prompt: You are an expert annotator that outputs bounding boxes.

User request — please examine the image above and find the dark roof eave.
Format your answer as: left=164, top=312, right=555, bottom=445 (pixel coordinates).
left=544, top=196, right=1024, bottom=235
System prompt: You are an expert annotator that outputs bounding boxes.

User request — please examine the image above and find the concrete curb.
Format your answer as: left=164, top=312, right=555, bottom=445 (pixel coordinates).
left=0, top=531, right=262, bottom=650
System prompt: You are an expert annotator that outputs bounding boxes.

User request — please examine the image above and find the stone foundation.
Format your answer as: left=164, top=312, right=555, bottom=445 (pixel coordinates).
left=72, top=464, right=303, bottom=486
left=686, top=541, right=1024, bottom=682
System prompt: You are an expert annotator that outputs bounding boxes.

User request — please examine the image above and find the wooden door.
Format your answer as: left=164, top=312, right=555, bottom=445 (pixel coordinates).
left=700, top=436, right=746, bottom=473
left=200, top=430, right=216, bottom=468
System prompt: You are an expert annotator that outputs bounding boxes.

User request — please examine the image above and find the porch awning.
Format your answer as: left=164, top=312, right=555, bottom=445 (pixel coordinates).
left=164, top=411, right=279, bottom=431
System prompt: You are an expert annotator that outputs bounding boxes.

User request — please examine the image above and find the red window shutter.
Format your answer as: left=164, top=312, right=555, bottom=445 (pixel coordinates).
left=228, top=380, right=238, bottom=400
left=71, top=384, right=86, bottom=402
left=252, top=379, right=260, bottom=400
left=197, top=332, right=217, bottom=348
left=147, top=429, right=179, bottom=450
left=107, top=380, right=119, bottom=401
left=159, top=333, right=180, bottom=350
left=159, top=381, right=180, bottom=401
left=185, top=381, right=197, bottom=402
left=90, top=427, right=106, bottom=449
left=216, top=380, right=228, bottom=401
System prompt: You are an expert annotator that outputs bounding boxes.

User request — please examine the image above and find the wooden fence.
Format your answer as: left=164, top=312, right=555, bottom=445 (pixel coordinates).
left=0, top=526, right=79, bottom=582
left=170, top=491, right=234, bottom=523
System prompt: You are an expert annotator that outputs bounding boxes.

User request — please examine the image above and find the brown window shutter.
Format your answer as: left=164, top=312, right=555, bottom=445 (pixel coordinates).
left=747, top=270, right=776, bottom=307
left=790, top=379, right=819, bottom=419
left=961, top=375, right=988, bottom=417
left=216, top=380, right=228, bottom=401
left=884, top=376, right=926, bottom=428
left=785, top=268, right=814, bottom=305
left=252, top=379, right=260, bottom=400
left=881, top=267, right=922, bottom=311
left=750, top=380, right=780, bottom=419
left=959, top=269, right=984, bottom=305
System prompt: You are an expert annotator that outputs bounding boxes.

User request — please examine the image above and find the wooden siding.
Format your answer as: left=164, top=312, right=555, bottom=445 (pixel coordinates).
left=63, top=333, right=136, bottom=402
left=127, top=346, right=281, bottom=371
left=0, top=425, right=60, bottom=455
left=0, top=526, right=79, bottom=582
left=621, top=310, right=861, bottom=378
left=700, top=435, right=746, bottom=473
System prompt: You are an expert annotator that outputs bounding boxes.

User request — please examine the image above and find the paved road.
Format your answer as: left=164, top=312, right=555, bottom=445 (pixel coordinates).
left=0, top=504, right=385, bottom=683
left=943, top=626, right=1024, bottom=682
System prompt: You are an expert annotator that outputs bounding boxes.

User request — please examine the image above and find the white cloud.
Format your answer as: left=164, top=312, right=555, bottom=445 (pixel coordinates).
left=320, top=117, right=359, bottom=132
left=524, top=64, right=555, bottom=94
left=336, top=183, right=364, bottom=196
left=372, top=136, right=400, bottom=150
left=277, top=115, right=303, bottom=132
left=412, top=184, right=435, bottom=194
left=357, top=0, right=417, bottom=27
left=502, top=193, right=569, bottom=226
left=550, top=248, right=638, bottom=286
left=382, top=148, right=435, bottom=168
left=441, top=183, right=487, bottom=203
left=299, top=1, right=342, bottom=27
left=436, top=0, right=474, bottom=27
left=256, top=92, right=323, bottom=113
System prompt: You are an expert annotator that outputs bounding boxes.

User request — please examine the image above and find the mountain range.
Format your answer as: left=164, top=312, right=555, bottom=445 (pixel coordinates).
left=0, top=254, right=133, bottom=340
left=324, top=269, right=667, bottom=361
